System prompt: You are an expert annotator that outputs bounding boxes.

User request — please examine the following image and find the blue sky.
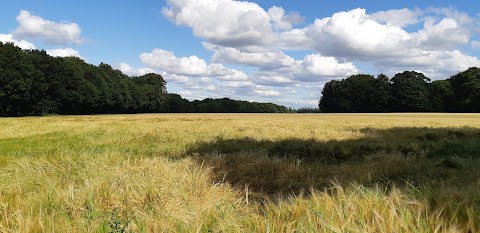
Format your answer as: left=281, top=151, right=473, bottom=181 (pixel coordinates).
left=1, top=1, right=480, bottom=108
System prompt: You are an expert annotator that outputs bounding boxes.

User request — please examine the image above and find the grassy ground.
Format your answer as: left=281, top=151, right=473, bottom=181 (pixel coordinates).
left=0, top=113, right=480, bottom=232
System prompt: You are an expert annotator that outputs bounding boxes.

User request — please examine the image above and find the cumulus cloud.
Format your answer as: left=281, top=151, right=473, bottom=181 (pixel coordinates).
left=299, top=7, right=477, bottom=79
left=116, top=63, right=155, bottom=77
left=412, top=17, right=470, bottom=50
left=138, top=48, right=253, bottom=81
left=205, top=42, right=358, bottom=82
left=163, top=0, right=310, bottom=49
left=276, top=98, right=320, bottom=108
left=472, top=40, right=480, bottom=49
left=220, top=81, right=256, bottom=88
left=370, top=8, right=421, bottom=27
left=157, top=1, right=480, bottom=107
left=254, top=75, right=295, bottom=86
left=426, top=7, right=474, bottom=25
left=165, top=74, right=191, bottom=83
left=254, top=89, right=280, bottom=96
left=381, top=50, right=480, bottom=79
left=207, top=43, right=295, bottom=69
left=140, top=49, right=206, bottom=76
left=178, top=90, right=209, bottom=100
left=13, top=10, right=84, bottom=45
left=302, top=55, right=358, bottom=77
left=163, top=1, right=477, bottom=71
left=268, top=6, right=304, bottom=31
left=0, top=33, right=36, bottom=49
left=46, top=48, right=81, bottom=58
left=217, top=70, right=250, bottom=81
left=305, top=8, right=413, bottom=58
left=140, top=49, right=209, bottom=76
left=248, top=53, right=358, bottom=83
left=163, top=0, right=272, bottom=47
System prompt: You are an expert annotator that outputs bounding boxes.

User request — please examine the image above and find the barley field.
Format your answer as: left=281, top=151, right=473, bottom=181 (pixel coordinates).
left=1, top=113, right=480, bottom=232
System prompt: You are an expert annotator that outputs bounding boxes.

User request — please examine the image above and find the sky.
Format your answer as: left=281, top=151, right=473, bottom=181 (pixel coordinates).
left=1, top=1, right=480, bottom=108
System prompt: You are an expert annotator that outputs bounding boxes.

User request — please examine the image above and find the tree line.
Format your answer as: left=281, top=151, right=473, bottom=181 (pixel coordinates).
left=319, top=69, right=480, bottom=113
left=0, top=42, right=289, bottom=116
left=168, top=95, right=290, bottom=113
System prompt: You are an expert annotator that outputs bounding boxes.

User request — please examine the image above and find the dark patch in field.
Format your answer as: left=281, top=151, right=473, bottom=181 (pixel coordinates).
left=186, top=127, right=480, bottom=197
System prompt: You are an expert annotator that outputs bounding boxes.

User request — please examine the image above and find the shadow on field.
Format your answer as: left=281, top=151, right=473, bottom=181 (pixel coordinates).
left=186, top=127, right=480, bottom=198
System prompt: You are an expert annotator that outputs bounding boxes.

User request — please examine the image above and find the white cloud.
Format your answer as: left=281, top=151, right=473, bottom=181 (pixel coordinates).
left=116, top=63, right=154, bottom=77
left=205, top=84, right=216, bottom=91
left=179, top=90, right=193, bottom=96
left=254, top=89, right=280, bottom=96
left=426, top=7, right=474, bottom=25
left=279, top=30, right=314, bottom=51
left=472, top=40, right=480, bottom=49
left=250, top=53, right=358, bottom=83
left=370, top=8, right=421, bottom=27
left=277, top=98, right=319, bottom=108
left=306, top=8, right=412, bottom=58
left=418, top=51, right=480, bottom=78
left=305, top=8, right=473, bottom=58
left=163, top=0, right=312, bottom=50
left=135, top=46, right=355, bottom=93
left=46, top=48, right=81, bottom=58
left=217, top=70, right=249, bottom=81
left=207, top=63, right=236, bottom=76
left=300, top=7, right=477, bottom=79
left=163, top=0, right=272, bottom=47
left=139, top=48, right=253, bottom=82
left=254, top=75, right=295, bottom=86
left=302, top=54, right=358, bottom=77
left=0, top=33, right=36, bottom=49
left=164, top=74, right=191, bottom=83
left=140, top=49, right=209, bottom=76
left=13, top=10, right=84, bottom=45
left=205, top=42, right=358, bottom=82
left=157, top=2, right=480, bottom=107
left=268, top=6, right=303, bottom=31
left=177, top=90, right=208, bottom=100
left=208, top=44, right=295, bottom=69
left=375, top=50, right=480, bottom=79
left=162, top=2, right=478, bottom=73
left=412, top=17, right=470, bottom=50
left=220, top=81, right=256, bottom=88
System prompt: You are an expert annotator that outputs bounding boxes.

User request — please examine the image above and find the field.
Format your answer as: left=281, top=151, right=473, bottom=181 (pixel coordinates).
left=1, top=113, right=480, bottom=232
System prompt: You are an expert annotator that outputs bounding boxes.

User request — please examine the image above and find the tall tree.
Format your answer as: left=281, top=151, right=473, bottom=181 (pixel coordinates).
left=0, top=42, right=36, bottom=116
left=319, top=74, right=390, bottom=112
left=167, top=94, right=193, bottom=113
left=133, top=73, right=168, bottom=113
left=0, top=42, right=297, bottom=116
left=449, top=67, right=480, bottom=112
left=319, top=80, right=347, bottom=113
left=429, top=80, right=454, bottom=112
left=390, top=71, right=432, bottom=112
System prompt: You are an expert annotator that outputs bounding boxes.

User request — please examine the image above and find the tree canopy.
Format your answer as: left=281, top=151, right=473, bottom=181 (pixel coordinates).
left=4, top=42, right=479, bottom=115
left=0, top=42, right=289, bottom=116
left=319, top=68, right=480, bottom=113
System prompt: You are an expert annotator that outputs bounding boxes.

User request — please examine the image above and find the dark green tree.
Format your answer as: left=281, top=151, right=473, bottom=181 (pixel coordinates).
left=319, top=80, right=346, bottom=113
left=390, top=71, right=432, bottom=112
left=429, top=80, right=454, bottom=112
left=133, top=73, right=168, bottom=113
left=0, top=42, right=36, bottom=116
left=0, top=42, right=292, bottom=116
left=319, top=74, right=390, bottom=112
left=449, top=67, right=480, bottom=112
left=167, top=94, right=194, bottom=113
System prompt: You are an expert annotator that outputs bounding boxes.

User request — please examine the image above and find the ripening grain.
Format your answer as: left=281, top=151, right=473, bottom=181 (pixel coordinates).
left=1, top=113, right=479, bottom=232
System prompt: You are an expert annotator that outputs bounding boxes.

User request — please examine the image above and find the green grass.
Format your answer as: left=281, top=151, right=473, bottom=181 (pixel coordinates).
left=0, top=113, right=480, bottom=232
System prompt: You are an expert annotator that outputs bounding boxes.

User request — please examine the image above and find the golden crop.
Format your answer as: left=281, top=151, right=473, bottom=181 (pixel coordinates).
left=1, top=113, right=479, bottom=232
